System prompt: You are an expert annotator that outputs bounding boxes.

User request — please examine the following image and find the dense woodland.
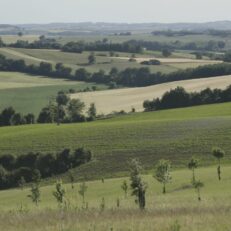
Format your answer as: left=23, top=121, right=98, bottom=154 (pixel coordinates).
left=0, top=148, right=92, bottom=189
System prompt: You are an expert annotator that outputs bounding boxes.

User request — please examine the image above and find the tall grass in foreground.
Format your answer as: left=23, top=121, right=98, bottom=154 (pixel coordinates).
left=0, top=166, right=231, bottom=230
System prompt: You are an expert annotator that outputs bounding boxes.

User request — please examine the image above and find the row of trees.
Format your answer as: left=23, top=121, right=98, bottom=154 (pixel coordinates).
left=4, top=36, right=143, bottom=53
left=0, top=148, right=92, bottom=189
left=37, top=91, right=96, bottom=125
left=143, top=85, right=231, bottom=111
left=0, top=92, right=96, bottom=127
left=0, top=107, right=35, bottom=126
left=129, top=147, right=225, bottom=210
left=2, top=35, right=226, bottom=53
left=24, top=146, right=225, bottom=210
left=2, top=52, right=231, bottom=87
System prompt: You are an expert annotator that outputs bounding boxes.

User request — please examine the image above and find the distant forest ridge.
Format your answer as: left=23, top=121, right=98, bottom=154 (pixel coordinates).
left=2, top=21, right=231, bottom=35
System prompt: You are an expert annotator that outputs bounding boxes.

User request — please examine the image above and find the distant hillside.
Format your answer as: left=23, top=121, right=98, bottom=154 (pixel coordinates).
left=11, top=21, right=231, bottom=35
left=0, top=24, right=20, bottom=35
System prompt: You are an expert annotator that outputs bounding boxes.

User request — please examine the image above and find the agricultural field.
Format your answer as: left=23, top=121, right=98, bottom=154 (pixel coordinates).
left=0, top=47, right=221, bottom=75
left=0, top=102, right=230, bottom=179
left=0, top=71, right=107, bottom=115
left=71, top=75, right=231, bottom=114
left=1, top=25, right=231, bottom=231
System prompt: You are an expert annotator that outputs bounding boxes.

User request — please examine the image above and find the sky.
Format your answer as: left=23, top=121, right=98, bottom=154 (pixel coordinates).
left=1, top=0, right=231, bottom=24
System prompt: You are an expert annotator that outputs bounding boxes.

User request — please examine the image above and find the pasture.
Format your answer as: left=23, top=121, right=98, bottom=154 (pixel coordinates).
left=71, top=75, right=231, bottom=114
left=0, top=102, right=230, bottom=179
left=0, top=72, right=107, bottom=115
left=0, top=165, right=231, bottom=230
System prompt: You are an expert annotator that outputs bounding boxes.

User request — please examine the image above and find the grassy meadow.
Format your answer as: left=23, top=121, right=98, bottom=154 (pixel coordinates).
left=0, top=33, right=231, bottom=231
left=0, top=165, right=231, bottom=230
left=0, top=71, right=107, bottom=115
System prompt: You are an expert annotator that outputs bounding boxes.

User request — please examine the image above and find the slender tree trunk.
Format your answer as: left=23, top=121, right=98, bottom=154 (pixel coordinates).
left=57, top=105, right=60, bottom=126
left=197, top=188, right=201, bottom=201
left=192, top=168, right=195, bottom=183
left=163, top=183, right=166, bottom=194
left=218, top=159, right=221, bottom=181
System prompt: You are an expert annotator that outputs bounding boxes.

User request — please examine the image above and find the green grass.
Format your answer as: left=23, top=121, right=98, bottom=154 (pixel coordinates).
left=0, top=102, right=230, bottom=179
left=0, top=165, right=231, bottom=230
left=0, top=71, right=107, bottom=115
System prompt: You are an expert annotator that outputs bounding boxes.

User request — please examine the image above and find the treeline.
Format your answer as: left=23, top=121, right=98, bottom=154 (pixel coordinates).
left=0, top=92, right=97, bottom=127
left=0, top=107, right=35, bottom=126
left=1, top=35, right=226, bottom=52
left=143, top=85, right=231, bottom=111
left=0, top=148, right=92, bottom=189
left=62, top=40, right=143, bottom=53
left=5, top=36, right=143, bottom=53
left=2, top=53, right=231, bottom=87
left=129, top=39, right=226, bottom=52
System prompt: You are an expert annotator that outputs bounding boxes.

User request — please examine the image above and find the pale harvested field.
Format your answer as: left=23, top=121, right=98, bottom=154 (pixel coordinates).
left=71, top=75, right=231, bottom=114
left=113, top=56, right=222, bottom=64
left=0, top=71, right=83, bottom=90
left=0, top=48, right=54, bottom=63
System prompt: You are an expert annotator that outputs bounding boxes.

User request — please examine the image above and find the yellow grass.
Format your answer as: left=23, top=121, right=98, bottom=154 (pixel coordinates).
left=113, top=56, right=222, bottom=64
left=71, top=75, right=231, bottom=114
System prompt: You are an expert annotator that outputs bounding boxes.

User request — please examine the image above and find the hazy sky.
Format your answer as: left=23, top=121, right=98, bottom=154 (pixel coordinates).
left=1, top=0, right=231, bottom=24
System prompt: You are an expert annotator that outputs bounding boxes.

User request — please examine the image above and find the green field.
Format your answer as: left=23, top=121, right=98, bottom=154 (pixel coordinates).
left=0, top=102, right=230, bottom=179
left=0, top=72, right=107, bottom=115
left=0, top=165, right=231, bottom=230
left=0, top=47, right=218, bottom=75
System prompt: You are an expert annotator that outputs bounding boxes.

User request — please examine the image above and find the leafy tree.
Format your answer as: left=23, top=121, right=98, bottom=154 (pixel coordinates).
left=56, top=92, right=69, bottom=125
left=18, top=176, right=26, bottom=190
left=162, top=49, right=172, bottom=57
left=32, top=169, right=41, bottom=184
left=212, top=147, right=225, bottom=181
left=78, top=181, right=88, bottom=205
left=67, top=99, right=85, bottom=122
left=0, top=165, right=8, bottom=189
left=188, top=157, right=198, bottom=183
left=0, top=107, right=15, bottom=126
left=68, top=169, right=75, bottom=189
left=154, top=159, right=172, bottom=194
left=121, top=180, right=128, bottom=198
left=193, top=180, right=204, bottom=201
left=129, top=159, right=147, bottom=210
left=53, top=180, right=66, bottom=205
left=18, top=32, right=23, bottom=37
left=37, top=107, right=53, bottom=124
left=24, top=113, right=35, bottom=124
left=10, top=113, right=25, bottom=125
left=87, top=103, right=97, bottom=120
left=28, top=183, right=41, bottom=206
left=88, top=53, right=96, bottom=65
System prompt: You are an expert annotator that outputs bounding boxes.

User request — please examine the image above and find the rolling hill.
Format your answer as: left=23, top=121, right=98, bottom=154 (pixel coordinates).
left=0, top=102, right=230, bottom=179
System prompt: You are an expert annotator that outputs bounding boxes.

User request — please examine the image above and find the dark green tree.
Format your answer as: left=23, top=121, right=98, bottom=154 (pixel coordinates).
left=87, top=103, right=97, bottom=120
left=88, top=53, right=96, bottom=65
left=121, top=180, right=128, bottom=198
left=193, top=180, right=204, bottom=201
left=154, top=159, right=172, bottom=194
left=28, top=183, right=41, bottom=206
left=188, top=157, right=199, bottom=183
left=129, top=159, right=147, bottom=210
left=56, top=92, right=69, bottom=125
left=212, top=147, right=225, bottom=181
